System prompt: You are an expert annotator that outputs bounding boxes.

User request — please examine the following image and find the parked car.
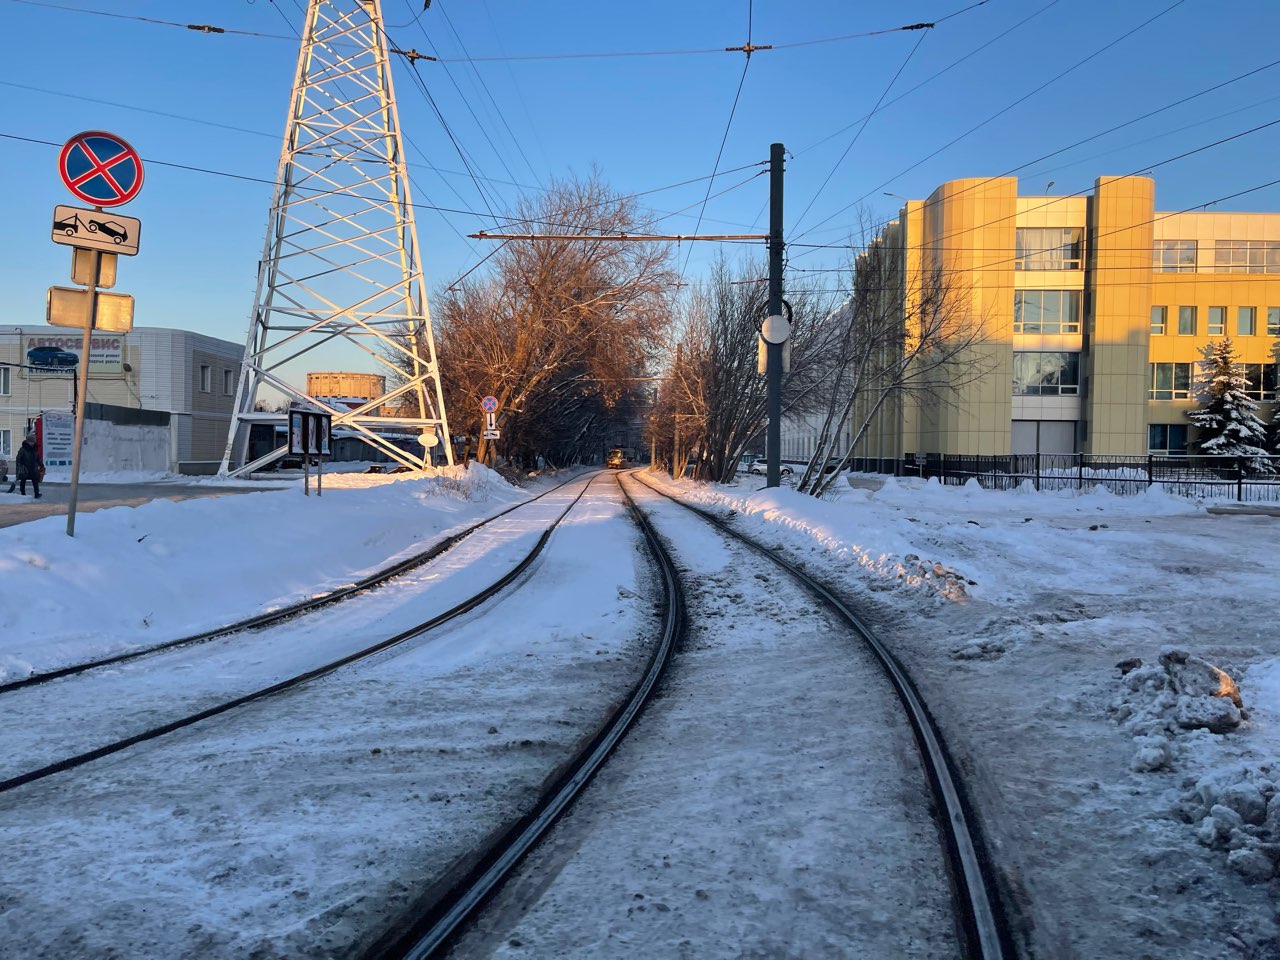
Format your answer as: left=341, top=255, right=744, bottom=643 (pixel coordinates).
left=748, top=457, right=843, bottom=477
left=748, top=459, right=793, bottom=476
left=27, top=345, right=79, bottom=368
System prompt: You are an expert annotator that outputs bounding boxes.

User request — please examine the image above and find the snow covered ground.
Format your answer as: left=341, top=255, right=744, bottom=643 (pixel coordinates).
left=1, top=464, right=1276, bottom=958
left=0, top=468, right=664, bottom=958
left=656, top=471, right=1280, bottom=960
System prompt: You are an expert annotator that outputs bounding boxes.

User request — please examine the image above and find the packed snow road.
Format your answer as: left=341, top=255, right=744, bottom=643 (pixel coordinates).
left=0, top=474, right=662, bottom=959
left=443, top=472, right=958, bottom=959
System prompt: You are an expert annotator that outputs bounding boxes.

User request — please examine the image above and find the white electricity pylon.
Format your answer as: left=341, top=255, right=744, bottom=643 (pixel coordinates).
left=220, top=0, right=452, bottom=476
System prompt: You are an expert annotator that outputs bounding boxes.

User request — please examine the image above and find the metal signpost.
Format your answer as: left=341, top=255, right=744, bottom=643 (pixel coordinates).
left=51, top=130, right=144, bottom=537
left=481, top=395, right=500, bottom=440
left=289, top=409, right=333, bottom=496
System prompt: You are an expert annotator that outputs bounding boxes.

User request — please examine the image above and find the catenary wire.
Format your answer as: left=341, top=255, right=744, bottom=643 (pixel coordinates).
left=794, top=0, right=1062, bottom=158
left=792, top=53, right=1280, bottom=260
left=427, top=0, right=543, bottom=186
left=791, top=28, right=929, bottom=237
left=786, top=116, right=1280, bottom=264
left=679, top=0, right=758, bottom=280
left=791, top=0, right=1191, bottom=246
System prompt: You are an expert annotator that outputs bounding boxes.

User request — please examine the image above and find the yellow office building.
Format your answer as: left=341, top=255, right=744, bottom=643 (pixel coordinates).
left=850, top=175, right=1280, bottom=463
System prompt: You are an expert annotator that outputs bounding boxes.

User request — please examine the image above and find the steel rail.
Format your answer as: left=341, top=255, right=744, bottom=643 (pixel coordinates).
left=629, top=471, right=1016, bottom=960
left=0, top=470, right=593, bottom=695
left=0, top=474, right=603, bottom=796
left=366, top=473, right=686, bottom=960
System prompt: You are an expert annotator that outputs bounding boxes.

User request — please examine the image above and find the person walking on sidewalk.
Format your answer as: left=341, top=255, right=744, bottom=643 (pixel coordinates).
left=9, top=433, right=43, bottom=498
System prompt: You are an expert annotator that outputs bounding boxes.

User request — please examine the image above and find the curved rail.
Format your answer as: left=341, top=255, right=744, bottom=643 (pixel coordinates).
left=628, top=471, right=1016, bottom=960
left=363, top=473, right=686, bottom=960
left=0, top=474, right=602, bottom=796
left=0, top=470, right=594, bottom=695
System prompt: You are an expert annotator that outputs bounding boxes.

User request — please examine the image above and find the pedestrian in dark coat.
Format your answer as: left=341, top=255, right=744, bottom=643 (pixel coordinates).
left=10, top=434, right=42, bottom=498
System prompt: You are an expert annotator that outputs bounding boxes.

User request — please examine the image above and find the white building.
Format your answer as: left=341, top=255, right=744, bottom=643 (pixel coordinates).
left=0, top=326, right=241, bottom=473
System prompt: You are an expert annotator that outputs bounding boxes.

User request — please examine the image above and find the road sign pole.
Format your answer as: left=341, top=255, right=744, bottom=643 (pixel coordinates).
left=66, top=243, right=100, bottom=537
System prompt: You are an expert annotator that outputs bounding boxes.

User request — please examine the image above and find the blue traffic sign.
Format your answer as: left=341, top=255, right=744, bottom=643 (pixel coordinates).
left=481, top=395, right=499, bottom=413
left=58, top=131, right=144, bottom=207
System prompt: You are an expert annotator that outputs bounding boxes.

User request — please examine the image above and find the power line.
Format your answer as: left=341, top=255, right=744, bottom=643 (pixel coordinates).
left=808, top=55, right=1280, bottom=255
left=780, top=175, right=1280, bottom=294
left=795, top=0, right=1062, bottom=159
left=0, top=132, right=774, bottom=239
left=428, top=0, right=543, bottom=186
left=792, top=0, right=1191, bottom=245
left=791, top=27, right=930, bottom=236
left=387, top=22, right=522, bottom=201
left=8, top=0, right=294, bottom=37
left=681, top=57, right=752, bottom=278
left=789, top=116, right=1280, bottom=263
left=8, top=0, right=975, bottom=61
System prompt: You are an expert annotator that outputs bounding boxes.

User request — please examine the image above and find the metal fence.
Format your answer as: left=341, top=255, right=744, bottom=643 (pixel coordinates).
left=849, top=453, right=1280, bottom=502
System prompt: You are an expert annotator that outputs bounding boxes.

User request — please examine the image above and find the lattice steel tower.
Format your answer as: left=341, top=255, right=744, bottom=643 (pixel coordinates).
left=220, top=0, right=452, bottom=475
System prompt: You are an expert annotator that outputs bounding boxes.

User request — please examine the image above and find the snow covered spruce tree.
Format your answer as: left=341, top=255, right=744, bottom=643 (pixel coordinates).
left=1186, top=336, right=1274, bottom=474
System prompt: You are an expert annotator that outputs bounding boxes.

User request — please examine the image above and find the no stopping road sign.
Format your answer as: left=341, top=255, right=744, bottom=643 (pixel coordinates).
left=58, top=131, right=144, bottom=207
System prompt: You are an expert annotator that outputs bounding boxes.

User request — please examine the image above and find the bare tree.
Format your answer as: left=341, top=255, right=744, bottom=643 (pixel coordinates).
left=395, top=172, right=674, bottom=467
left=797, top=219, right=992, bottom=498
left=650, top=256, right=843, bottom=483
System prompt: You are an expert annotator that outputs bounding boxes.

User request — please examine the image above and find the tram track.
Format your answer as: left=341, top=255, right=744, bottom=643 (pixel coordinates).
left=385, top=468, right=1018, bottom=958
left=362, top=472, right=685, bottom=959
left=0, top=473, right=604, bottom=796
left=0, top=470, right=594, bottom=696
left=627, top=470, right=1017, bottom=960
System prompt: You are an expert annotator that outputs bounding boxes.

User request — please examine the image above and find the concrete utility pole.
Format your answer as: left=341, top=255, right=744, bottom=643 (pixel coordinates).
left=765, top=142, right=786, bottom=489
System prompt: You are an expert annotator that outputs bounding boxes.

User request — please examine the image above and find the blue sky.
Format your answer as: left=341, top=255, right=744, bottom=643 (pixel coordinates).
left=3, top=0, right=1280, bottom=371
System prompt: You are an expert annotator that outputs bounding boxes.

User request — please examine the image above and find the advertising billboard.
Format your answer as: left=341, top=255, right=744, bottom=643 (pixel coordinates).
left=23, top=333, right=124, bottom=375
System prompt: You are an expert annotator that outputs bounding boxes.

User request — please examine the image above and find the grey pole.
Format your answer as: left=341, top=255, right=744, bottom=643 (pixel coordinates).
left=66, top=242, right=101, bottom=537
left=766, top=142, right=785, bottom=489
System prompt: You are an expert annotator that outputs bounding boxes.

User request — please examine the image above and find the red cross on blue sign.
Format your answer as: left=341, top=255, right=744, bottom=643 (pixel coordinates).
left=58, top=131, right=144, bottom=207
left=481, top=395, right=499, bottom=413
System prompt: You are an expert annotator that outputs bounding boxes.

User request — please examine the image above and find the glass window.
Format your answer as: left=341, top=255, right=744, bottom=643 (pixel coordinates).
left=1154, top=240, right=1197, bottom=272
left=1148, top=424, right=1189, bottom=455
left=1149, top=362, right=1193, bottom=400
left=1177, top=306, right=1197, bottom=336
left=0, top=366, right=8, bottom=396
left=1016, top=228, right=1083, bottom=270
left=223, top=370, right=234, bottom=395
left=1214, top=240, right=1280, bottom=274
left=1241, top=364, right=1277, bottom=401
left=0, top=428, right=9, bottom=458
left=1013, top=352, right=1081, bottom=396
left=1238, top=306, right=1257, bottom=336
left=1268, top=307, right=1280, bottom=336
left=1013, top=290, right=1081, bottom=334
left=199, top=364, right=211, bottom=393
left=1208, top=306, right=1225, bottom=336
left=1150, top=306, right=1167, bottom=335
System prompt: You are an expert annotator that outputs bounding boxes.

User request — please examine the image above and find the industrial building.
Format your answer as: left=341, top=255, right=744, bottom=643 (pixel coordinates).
left=786, top=175, right=1280, bottom=466
left=0, top=326, right=241, bottom=472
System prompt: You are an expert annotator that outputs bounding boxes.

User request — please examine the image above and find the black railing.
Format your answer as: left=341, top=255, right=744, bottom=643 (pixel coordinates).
left=852, top=453, right=1280, bottom=502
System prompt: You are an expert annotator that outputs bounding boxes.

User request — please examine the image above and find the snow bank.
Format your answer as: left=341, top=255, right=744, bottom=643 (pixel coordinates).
left=0, top=464, right=525, bottom=681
